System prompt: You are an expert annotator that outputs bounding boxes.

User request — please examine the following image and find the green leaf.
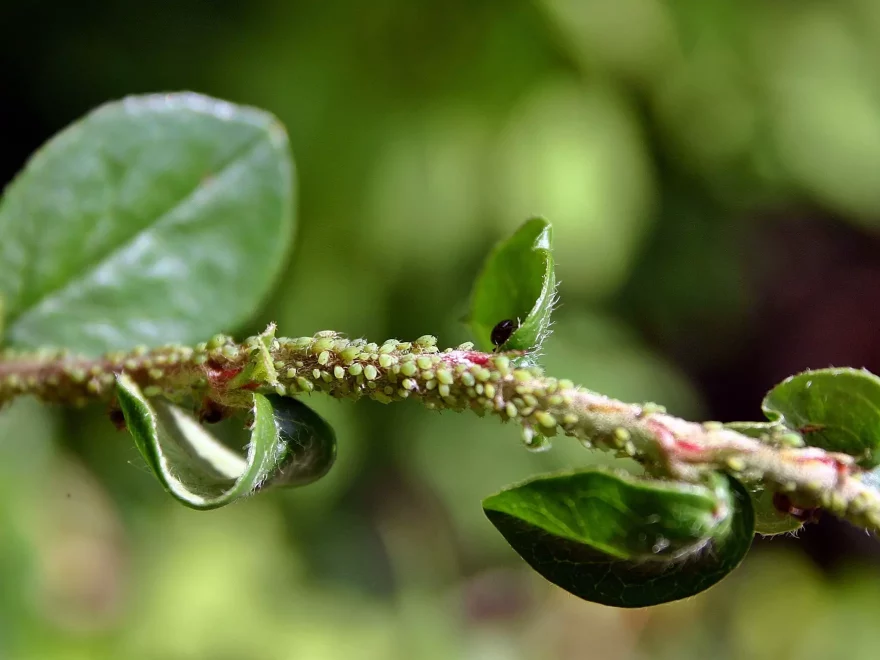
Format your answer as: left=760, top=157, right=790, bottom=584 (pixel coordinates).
left=722, top=422, right=804, bottom=535
left=468, top=217, right=556, bottom=354
left=115, top=375, right=335, bottom=509
left=0, top=93, right=294, bottom=355
left=723, top=421, right=804, bottom=448
left=268, top=394, right=338, bottom=488
left=762, top=368, right=880, bottom=467
left=483, top=468, right=755, bottom=608
left=750, top=488, right=804, bottom=536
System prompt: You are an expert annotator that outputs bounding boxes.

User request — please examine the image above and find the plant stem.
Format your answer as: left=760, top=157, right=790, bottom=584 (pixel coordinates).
left=2, top=327, right=879, bottom=530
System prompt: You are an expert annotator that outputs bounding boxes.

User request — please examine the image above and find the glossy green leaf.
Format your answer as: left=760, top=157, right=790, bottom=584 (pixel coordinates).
left=0, top=93, right=295, bottom=355
left=268, top=394, right=338, bottom=488
left=483, top=468, right=755, bottom=608
left=115, top=375, right=335, bottom=509
left=468, top=217, right=556, bottom=354
left=762, top=368, right=880, bottom=467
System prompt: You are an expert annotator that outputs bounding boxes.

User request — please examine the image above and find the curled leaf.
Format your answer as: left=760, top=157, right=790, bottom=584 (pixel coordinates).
left=115, top=374, right=335, bottom=509
left=483, top=468, right=755, bottom=608
left=762, top=368, right=880, bottom=467
left=468, top=218, right=556, bottom=356
left=267, top=395, right=337, bottom=487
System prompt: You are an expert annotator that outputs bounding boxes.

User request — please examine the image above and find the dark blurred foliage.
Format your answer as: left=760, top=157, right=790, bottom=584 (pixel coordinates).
left=4, top=1, right=880, bottom=658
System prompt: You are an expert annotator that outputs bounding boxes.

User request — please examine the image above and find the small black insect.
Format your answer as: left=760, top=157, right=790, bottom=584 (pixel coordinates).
left=108, top=407, right=127, bottom=431
left=198, top=398, right=228, bottom=425
left=491, top=319, right=518, bottom=351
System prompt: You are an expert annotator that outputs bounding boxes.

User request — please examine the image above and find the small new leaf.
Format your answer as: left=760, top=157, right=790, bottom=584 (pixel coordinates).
left=229, top=324, right=280, bottom=390
left=468, top=218, right=556, bottom=356
left=749, top=488, right=806, bottom=536
left=723, top=421, right=804, bottom=448
left=115, top=374, right=335, bottom=509
left=483, top=468, right=755, bottom=608
left=723, top=422, right=804, bottom=535
left=762, top=368, right=880, bottom=467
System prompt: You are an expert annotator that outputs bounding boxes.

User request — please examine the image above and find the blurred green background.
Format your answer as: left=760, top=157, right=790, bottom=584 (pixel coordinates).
left=5, top=0, right=880, bottom=658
